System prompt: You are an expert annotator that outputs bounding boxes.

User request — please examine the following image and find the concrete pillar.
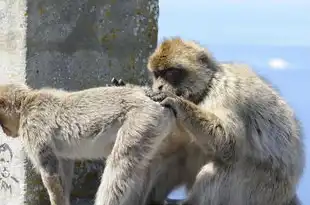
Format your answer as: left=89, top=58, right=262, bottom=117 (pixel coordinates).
left=0, top=0, right=159, bottom=204
left=0, top=0, right=27, bottom=205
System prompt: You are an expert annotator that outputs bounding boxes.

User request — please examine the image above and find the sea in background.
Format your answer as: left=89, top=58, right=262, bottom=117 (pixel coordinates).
left=167, top=44, right=310, bottom=204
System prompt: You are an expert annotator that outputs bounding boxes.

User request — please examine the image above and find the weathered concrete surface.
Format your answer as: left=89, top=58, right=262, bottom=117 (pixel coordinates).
left=0, top=0, right=159, bottom=204
left=26, top=0, right=159, bottom=89
left=0, top=0, right=27, bottom=204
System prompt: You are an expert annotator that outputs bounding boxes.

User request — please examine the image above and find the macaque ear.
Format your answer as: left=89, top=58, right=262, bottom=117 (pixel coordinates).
left=197, top=51, right=218, bottom=71
left=197, top=52, right=209, bottom=65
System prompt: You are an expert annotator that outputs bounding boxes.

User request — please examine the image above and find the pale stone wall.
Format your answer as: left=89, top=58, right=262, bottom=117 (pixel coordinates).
left=0, top=0, right=27, bottom=204
left=0, top=0, right=159, bottom=204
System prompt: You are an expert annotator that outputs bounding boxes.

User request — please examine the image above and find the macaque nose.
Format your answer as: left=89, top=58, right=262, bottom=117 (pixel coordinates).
left=158, top=85, right=163, bottom=91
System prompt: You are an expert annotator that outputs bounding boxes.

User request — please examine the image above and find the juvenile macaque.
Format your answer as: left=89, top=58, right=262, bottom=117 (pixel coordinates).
left=0, top=83, right=176, bottom=205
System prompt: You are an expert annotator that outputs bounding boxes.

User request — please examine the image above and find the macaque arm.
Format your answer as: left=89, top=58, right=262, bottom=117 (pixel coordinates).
left=174, top=98, right=237, bottom=161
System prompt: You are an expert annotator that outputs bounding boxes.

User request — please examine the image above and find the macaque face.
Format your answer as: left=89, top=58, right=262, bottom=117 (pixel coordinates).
left=151, top=67, right=191, bottom=98
left=0, top=86, right=21, bottom=138
left=147, top=38, right=215, bottom=103
left=0, top=112, right=19, bottom=138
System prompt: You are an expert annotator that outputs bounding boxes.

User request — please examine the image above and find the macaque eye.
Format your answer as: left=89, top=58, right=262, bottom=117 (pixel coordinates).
left=153, top=68, right=186, bottom=85
left=153, top=71, right=160, bottom=79
left=163, top=68, right=186, bottom=85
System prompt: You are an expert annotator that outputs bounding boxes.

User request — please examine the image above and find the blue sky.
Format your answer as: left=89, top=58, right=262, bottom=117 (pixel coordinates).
left=158, top=0, right=310, bottom=202
left=158, top=0, right=310, bottom=46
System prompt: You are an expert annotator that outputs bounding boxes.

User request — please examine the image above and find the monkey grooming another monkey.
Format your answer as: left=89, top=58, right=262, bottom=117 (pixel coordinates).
left=0, top=83, right=176, bottom=205
left=112, top=37, right=304, bottom=205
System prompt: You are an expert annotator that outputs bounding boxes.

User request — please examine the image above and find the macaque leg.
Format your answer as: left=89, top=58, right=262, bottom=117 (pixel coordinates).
left=95, top=107, right=175, bottom=205
left=180, top=162, right=227, bottom=205
left=146, top=152, right=186, bottom=205
left=94, top=127, right=156, bottom=205
left=37, top=146, right=69, bottom=205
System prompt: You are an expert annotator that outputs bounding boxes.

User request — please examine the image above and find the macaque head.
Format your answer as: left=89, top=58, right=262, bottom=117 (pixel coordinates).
left=0, top=111, right=20, bottom=138
left=147, top=37, right=219, bottom=104
left=0, top=84, right=29, bottom=138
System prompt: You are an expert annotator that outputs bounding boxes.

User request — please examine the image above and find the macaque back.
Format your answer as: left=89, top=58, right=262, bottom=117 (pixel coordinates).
left=42, top=87, right=147, bottom=159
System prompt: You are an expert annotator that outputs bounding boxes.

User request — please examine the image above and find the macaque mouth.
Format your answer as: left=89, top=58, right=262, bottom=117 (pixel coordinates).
left=1, top=125, right=11, bottom=136
left=176, top=90, right=182, bottom=96
left=1, top=125, right=16, bottom=137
